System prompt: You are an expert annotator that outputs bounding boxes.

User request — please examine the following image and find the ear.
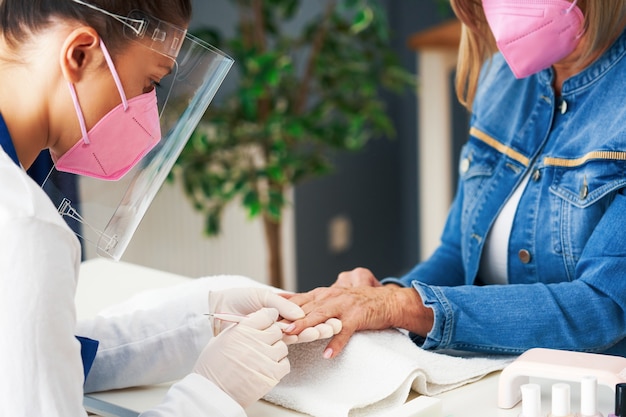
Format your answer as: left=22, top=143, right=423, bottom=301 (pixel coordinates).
left=59, top=27, right=101, bottom=84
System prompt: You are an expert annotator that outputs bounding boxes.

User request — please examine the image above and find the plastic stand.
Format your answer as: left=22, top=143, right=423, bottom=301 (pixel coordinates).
left=498, top=348, right=626, bottom=409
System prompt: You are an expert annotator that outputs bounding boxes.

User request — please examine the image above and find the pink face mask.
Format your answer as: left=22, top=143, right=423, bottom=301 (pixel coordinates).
left=483, top=0, right=584, bottom=79
left=52, top=40, right=161, bottom=181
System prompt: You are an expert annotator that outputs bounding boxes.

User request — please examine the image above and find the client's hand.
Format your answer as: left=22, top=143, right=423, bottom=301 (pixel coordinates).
left=283, top=273, right=432, bottom=359
left=331, top=267, right=383, bottom=288
left=193, top=308, right=289, bottom=408
left=209, top=288, right=304, bottom=334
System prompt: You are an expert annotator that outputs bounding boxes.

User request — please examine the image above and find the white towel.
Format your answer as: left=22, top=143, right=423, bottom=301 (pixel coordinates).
left=264, top=328, right=515, bottom=417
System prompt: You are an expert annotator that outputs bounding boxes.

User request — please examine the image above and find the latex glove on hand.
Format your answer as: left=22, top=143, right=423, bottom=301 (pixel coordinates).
left=208, top=288, right=305, bottom=335
left=282, top=318, right=342, bottom=345
left=193, top=308, right=289, bottom=409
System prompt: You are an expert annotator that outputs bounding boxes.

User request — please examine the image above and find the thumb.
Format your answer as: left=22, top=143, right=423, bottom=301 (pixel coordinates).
left=239, top=307, right=279, bottom=330
left=263, top=292, right=305, bottom=321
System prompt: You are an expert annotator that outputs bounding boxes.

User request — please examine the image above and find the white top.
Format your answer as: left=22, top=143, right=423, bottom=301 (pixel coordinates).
left=479, top=175, right=530, bottom=285
left=0, top=148, right=245, bottom=417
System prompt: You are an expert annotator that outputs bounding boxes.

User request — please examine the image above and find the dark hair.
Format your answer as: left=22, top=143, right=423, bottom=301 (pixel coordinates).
left=0, top=0, right=192, bottom=51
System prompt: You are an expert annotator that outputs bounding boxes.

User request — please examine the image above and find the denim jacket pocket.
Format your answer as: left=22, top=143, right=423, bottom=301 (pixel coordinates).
left=459, top=140, right=494, bottom=195
left=548, top=158, right=626, bottom=279
left=458, top=140, right=498, bottom=229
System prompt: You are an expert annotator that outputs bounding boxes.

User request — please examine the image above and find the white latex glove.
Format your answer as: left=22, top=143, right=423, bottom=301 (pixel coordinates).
left=209, top=288, right=304, bottom=334
left=282, top=318, right=343, bottom=345
left=193, top=308, right=289, bottom=408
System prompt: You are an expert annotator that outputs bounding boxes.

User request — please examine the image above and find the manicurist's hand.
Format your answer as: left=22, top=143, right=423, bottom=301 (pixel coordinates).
left=208, top=287, right=342, bottom=345
left=281, top=317, right=343, bottom=345
left=208, top=288, right=305, bottom=334
left=283, top=271, right=433, bottom=359
left=193, top=308, right=289, bottom=408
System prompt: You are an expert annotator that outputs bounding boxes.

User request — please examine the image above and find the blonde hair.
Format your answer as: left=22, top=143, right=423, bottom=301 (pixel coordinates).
left=451, top=0, right=626, bottom=109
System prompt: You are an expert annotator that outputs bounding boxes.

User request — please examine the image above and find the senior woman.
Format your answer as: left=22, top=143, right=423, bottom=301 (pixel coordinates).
left=284, top=0, right=626, bottom=360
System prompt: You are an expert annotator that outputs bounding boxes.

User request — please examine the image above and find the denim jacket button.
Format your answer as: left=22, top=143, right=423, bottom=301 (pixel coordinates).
left=532, top=169, right=541, bottom=181
left=460, top=158, right=470, bottom=174
left=518, top=249, right=532, bottom=264
left=580, top=184, right=589, bottom=199
left=560, top=99, right=568, bottom=114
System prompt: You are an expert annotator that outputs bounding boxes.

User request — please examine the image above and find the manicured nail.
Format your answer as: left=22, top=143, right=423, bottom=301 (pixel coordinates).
left=323, top=348, right=333, bottom=359
left=285, top=324, right=296, bottom=333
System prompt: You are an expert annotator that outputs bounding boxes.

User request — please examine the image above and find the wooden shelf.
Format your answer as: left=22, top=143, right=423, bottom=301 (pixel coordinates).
left=407, top=19, right=461, bottom=51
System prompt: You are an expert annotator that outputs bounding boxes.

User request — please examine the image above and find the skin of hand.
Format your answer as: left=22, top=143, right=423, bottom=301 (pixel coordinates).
left=332, top=267, right=383, bottom=288
left=283, top=267, right=433, bottom=359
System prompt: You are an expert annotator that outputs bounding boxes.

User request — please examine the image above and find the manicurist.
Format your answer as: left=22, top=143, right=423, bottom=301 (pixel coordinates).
left=0, top=1, right=314, bottom=416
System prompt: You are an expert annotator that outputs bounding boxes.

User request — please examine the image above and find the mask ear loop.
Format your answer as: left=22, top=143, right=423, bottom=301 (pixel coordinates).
left=67, top=83, right=90, bottom=144
left=99, top=40, right=129, bottom=112
left=564, top=0, right=586, bottom=39
left=565, top=0, right=579, bottom=14
left=67, top=39, right=129, bottom=146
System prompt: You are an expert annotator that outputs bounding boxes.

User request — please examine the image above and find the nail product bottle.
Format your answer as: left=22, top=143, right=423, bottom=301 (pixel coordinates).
left=520, top=383, right=543, bottom=417
left=550, top=383, right=573, bottom=417
left=578, top=375, right=603, bottom=417
left=609, top=383, right=626, bottom=417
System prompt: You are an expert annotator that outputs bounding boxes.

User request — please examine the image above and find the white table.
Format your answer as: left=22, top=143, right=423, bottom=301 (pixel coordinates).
left=77, top=259, right=616, bottom=417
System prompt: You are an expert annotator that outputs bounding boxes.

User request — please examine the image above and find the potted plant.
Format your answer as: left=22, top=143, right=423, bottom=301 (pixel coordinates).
left=174, top=0, right=418, bottom=288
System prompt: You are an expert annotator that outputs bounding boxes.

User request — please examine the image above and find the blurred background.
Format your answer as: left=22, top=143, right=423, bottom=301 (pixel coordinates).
left=83, top=0, right=469, bottom=292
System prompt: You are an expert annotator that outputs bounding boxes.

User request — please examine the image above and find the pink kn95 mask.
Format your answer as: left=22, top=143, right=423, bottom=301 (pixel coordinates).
left=483, top=0, right=584, bottom=79
left=52, top=39, right=161, bottom=181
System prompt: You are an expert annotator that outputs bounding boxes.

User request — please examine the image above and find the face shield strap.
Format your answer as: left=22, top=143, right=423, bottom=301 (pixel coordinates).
left=70, top=0, right=186, bottom=59
left=125, top=11, right=186, bottom=59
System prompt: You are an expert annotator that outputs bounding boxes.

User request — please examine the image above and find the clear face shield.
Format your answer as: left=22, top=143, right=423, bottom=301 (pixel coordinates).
left=42, top=4, right=233, bottom=260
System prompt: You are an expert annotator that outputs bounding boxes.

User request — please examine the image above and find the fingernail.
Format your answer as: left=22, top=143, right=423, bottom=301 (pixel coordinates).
left=323, top=348, right=333, bottom=359
left=285, top=324, right=296, bottom=333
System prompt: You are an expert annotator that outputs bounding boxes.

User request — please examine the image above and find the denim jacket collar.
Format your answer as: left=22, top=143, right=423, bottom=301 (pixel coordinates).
left=536, top=29, right=626, bottom=95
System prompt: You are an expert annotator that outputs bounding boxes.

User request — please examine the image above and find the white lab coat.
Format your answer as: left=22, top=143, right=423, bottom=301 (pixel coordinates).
left=0, top=148, right=246, bottom=417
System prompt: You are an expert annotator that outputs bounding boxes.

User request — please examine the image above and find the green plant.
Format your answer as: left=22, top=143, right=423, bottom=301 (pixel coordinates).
left=435, top=0, right=453, bottom=16
left=174, top=0, right=416, bottom=288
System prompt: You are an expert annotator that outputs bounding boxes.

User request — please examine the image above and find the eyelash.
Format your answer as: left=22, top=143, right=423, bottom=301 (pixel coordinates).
left=151, top=80, right=162, bottom=89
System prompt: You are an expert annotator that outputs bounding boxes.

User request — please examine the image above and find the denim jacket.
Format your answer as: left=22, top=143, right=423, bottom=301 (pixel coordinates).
left=383, top=30, right=626, bottom=356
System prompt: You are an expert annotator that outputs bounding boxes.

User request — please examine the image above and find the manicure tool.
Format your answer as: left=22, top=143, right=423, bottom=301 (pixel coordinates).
left=204, top=312, right=291, bottom=330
